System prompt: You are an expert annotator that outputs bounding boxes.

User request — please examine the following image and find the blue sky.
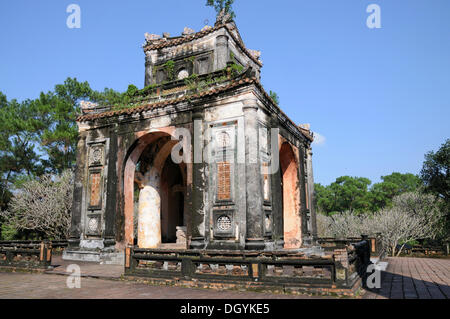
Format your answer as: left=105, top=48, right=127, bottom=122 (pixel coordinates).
left=0, top=0, right=449, bottom=185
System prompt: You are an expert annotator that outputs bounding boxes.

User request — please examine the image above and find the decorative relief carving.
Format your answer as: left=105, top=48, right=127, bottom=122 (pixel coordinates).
left=86, top=213, right=101, bottom=236
left=89, top=145, right=104, bottom=167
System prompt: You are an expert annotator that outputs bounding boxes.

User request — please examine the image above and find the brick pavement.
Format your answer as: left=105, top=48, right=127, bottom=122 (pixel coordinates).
left=364, top=257, right=450, bottom=299
left=0, top=256, right=448, bottom=299
left=0, top=272, right=326, bottom=299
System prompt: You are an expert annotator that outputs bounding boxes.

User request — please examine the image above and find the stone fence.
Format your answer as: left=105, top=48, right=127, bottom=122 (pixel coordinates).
left=318, top=234, right=385, bottom=260
left=0, top=241, right=55, bottom=270
left=124, top=240, right=372, bottom=295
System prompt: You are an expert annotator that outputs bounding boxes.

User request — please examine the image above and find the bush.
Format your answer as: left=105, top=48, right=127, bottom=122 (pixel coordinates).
left=0, top=223, right=18, bottom=240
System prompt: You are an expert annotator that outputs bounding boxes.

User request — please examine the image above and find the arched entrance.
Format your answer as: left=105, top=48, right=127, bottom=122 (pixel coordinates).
left=123, top=128, right=187, bottom=249
left=279, top=142, right=301, bottom=249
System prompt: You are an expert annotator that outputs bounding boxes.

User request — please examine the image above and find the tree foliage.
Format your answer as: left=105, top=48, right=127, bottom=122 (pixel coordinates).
left=0, top=92, right=44, bottom=211
left=35, top=78, right=95, bottom=173
left=206, top=0, right=236, bottom=19
left=420, top=139, right=450, bottom=202
left=269, top=91, right=280, bottom=105
left=315, top=176, right=371, bottom=214
left=315, top=173, right=423, bottom=214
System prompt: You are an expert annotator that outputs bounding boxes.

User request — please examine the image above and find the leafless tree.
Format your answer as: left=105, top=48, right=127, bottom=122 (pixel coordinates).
left=0, top=170, right=73, bottom=240
left=316, top=191, right=444, bottom=256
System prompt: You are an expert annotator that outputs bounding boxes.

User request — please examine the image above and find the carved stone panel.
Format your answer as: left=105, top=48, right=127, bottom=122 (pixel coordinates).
left=86, top=213, right=102, bottom=236
left=211, top=122, right=236, bottom=204
left=89, top=145, right=104, bottom=167
left=88, top=170, right=102, bottom=210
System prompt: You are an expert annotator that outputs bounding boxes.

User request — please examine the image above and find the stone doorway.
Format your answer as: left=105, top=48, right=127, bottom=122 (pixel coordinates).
left=279, top=143, right=301, bottom=249
left=123, top=129, right=187, bottom=249
left=160, top=156, right=185, bottom=244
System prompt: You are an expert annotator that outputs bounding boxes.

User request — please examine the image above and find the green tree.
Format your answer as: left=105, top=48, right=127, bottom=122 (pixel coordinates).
left=0, top=93, right=44, bottom=206
left=206, top=0, right=236, bottom=19
left=34, top=77, right=126, bottom=174
left=34, top=78, right=94, bottom=173
left=368, top=172, right=423, bottom=211
left=420, top=139, right=450, bottom=202
left=420, top=139, right=450, bottom=240
left=315, top=176, right=372, bottom=214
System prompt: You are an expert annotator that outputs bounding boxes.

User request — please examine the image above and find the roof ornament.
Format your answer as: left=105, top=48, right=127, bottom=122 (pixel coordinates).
left=144, top=33, right=161, bottom=42
left=182, top=27, right=195, bottom=36
left=215, top=8, right=232, bottom=26
left=248, top=49, right=261, bottom=60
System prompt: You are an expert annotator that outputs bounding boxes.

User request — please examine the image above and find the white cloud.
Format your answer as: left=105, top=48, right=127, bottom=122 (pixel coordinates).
left=312, top=132, right=326, bottom=146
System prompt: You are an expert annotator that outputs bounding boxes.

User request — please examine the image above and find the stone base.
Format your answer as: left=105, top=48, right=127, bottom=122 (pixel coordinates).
left=62, top=250, right=124, bottom=265
left=62, top=240, right=124, bottom=265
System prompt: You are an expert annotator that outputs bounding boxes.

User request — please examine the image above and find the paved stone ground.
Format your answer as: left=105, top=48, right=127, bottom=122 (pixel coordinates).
left=46, top=255, right=123, bottom=279
left=0, top=257, right=448, bottom=299
left=0, top=272, right=327, bottom=299
left=364, top=257, right=450, bottom=299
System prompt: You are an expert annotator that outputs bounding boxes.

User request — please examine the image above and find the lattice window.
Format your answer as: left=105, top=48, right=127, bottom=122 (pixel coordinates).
left=217, top=215, right=232, bottom=231
left=217, top=161, right=231, bottom=201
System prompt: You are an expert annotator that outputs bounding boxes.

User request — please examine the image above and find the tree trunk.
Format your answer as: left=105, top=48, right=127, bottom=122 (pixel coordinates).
left=396, top=243, right=406, bottom=257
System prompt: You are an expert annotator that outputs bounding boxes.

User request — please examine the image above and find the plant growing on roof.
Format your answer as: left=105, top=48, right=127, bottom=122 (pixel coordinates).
left=164, top=60, right=176, bottom=81
left=206, top=0, right=236, bottom=20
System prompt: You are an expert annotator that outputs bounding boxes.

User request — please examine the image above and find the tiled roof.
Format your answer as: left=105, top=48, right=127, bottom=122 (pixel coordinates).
left=77, top=77, right=311, bottom=142
left=77, top=77, right=257, bottom=122
left=143, top=24, right=263, bottom=67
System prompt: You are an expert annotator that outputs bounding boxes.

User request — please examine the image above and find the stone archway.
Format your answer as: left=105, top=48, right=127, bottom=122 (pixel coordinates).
left=279, top=142, right=301, bottom=249
left=123, top=128, right=187, bottom=248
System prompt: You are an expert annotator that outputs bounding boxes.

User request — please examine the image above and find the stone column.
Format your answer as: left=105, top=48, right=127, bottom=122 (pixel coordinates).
left=306, top=147, right=318, bottom=242
left=138, top=168, right=161, bottom=248
left=215, top=35, right=229, bottom=70
left=104, top=126, right=117, bottom=247
left=144, top=53, right=153, bottom=87
left=298, top=145, right=310, bottom=247
left=270, top=113, right=284, bottom=248
left=68, top=134, right=87, bottom=248
left=190, top=107, right=206, bottom=249
left=243, top=99, right=265, bottom=250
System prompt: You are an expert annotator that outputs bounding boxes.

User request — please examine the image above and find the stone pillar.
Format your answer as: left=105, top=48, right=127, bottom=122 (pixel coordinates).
left=144, top=53, right=153, bottom=87
left=243, top=99, right=265, bottom=250
left=138, top=168, right=161, bottom=249
left=190, top=107, right=206, bottom=249
left=215, top=35, right=229, bottom=70
left=104, top=126, right=117, bottom=246
left=306, top=147, right=318, bottom=242
left=68, top=135, right=87, bottom=248
left=269, top=114, right=284, bottom=248
left=298, top=145, right=309, bottom=246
